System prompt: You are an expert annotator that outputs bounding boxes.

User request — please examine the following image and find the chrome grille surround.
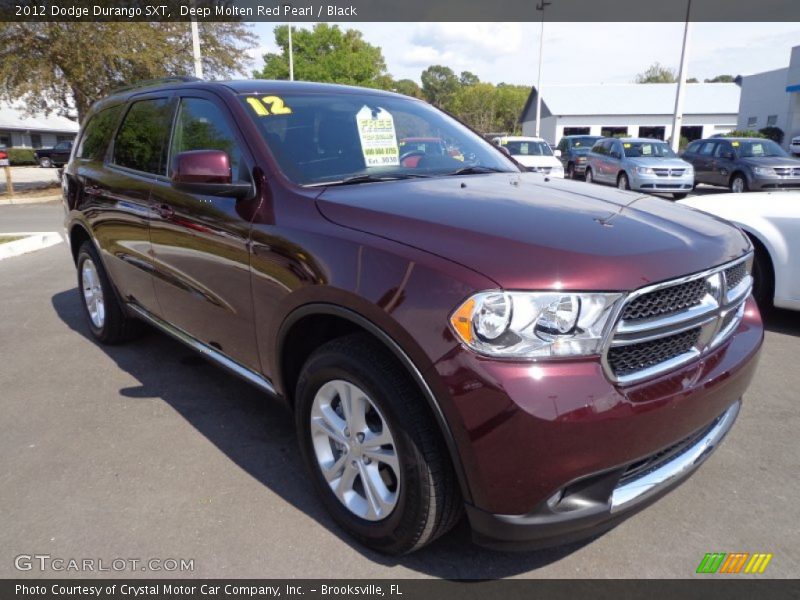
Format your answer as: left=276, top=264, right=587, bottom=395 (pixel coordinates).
left=602, top=253, right=753, bottom=385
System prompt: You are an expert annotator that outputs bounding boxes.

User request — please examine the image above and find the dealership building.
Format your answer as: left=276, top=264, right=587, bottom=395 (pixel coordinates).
left=0, top=102, right=78, bottom=149
left=520, top=82, right=740, bottom=145
left=736, top=45, right=800, bottom=150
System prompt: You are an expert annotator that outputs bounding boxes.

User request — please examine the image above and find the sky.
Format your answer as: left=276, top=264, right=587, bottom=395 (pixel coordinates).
left=245, top=22, right=799, bottom=86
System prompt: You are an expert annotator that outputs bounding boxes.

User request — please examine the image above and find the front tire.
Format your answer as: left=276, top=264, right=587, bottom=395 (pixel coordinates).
left=39, top=157, right=52, bottom=168
left=617, top=172, right=630, bottom=190
left=673, top=192, right=688, bottom=200
left=76, top=242, right=141, bottom=344
left=295, top=333, right=461, bottom=555
left=730, top=173, right=748, bottom=193
left=751, top=241, right=774, bottom=310
left=585, top=168, right=594, bottom=184
left=566, top=162, right=575, bottom=179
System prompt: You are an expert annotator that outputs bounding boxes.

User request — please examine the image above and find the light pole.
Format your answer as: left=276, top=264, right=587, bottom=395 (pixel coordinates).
left=535, top=0, right=551, bottom=138
left=288, top=24, right=294, bottom=81
left=191, top=20, right=203, bottom=78
left=670, top=0, right=692, bottom=152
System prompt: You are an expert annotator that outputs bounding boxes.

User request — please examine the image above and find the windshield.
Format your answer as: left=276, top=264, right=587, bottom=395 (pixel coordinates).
left=239, top=92, right=518, bottom=185
left=623, top=141, right=676, bottom=158
left=571, top=136, right=601, bottom=149
left=502, top=140, right=553, bottom=157
left=733, top=139, right=787, bottom=158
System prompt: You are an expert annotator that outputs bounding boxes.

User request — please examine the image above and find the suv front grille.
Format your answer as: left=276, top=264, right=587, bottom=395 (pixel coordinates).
left=608, top=328, right=701, bottom=378
left=603, top=255, right=753, bottom=385
left=621, top=278, right=706, bottom=321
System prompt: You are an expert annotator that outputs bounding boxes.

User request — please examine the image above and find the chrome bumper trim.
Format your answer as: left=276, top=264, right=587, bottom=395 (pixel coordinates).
left=610, top=400, right=740, bottom=511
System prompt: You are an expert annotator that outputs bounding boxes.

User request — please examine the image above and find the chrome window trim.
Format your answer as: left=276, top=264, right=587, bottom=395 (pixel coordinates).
left=602, top=253, right=753, bottom=385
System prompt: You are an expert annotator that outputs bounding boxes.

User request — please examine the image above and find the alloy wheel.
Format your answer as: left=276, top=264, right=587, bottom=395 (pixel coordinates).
left=81, top=258, right=105, bottom=328
left=310, top=379, right=400, bottom=521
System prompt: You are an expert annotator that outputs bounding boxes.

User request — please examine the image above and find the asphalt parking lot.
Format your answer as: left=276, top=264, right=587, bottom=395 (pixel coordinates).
left=1, top=202, right=798, bottom=579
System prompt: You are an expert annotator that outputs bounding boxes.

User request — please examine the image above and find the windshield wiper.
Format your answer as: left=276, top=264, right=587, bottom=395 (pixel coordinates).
left=316, top=173, right=431, bottom=187
left=447, top=165, right=509, bottom=176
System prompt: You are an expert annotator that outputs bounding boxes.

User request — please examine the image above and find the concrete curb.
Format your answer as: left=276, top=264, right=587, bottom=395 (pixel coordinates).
left=0, top=232, right=64, bottom=260
left=0, top=193, right=61, bottom=206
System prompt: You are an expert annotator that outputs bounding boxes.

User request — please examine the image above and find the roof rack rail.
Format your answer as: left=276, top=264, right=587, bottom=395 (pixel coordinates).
left=110, top=76, right=203, bottom=95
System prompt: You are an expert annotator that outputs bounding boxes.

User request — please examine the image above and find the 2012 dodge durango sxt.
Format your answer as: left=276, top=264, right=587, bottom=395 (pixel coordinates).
left=62, top=79, right=762, bottom=554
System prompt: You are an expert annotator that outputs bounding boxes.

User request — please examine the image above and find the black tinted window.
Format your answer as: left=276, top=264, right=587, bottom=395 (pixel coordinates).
left=113, top=98, right=173, bottom=174
left=76, top=105, right=123, bottom=160
left=170, top=98, right=245, bottom=180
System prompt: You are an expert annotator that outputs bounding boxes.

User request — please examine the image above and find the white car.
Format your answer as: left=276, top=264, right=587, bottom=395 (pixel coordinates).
left=790, top=136, right=800, bottom=157
left=492, top=136, right=564, bottom=178
left=679, top=192, right=800, bottom=311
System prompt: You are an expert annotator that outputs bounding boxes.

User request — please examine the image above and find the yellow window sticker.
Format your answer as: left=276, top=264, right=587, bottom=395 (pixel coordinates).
left=732, top=141, right=740, bottom=147
left=246, top=96, right=293, bottom=116
left=623, top=143, right=631, bottom=148
left=356, top=106, right=400, bottom=168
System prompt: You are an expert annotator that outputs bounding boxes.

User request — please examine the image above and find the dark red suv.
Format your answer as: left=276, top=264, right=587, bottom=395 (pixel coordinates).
left=62, top=78, right=762, bottom=554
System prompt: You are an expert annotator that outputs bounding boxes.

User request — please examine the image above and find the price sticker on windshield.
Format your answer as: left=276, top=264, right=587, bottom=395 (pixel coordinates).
left=356, top=106, right=400, bottom=168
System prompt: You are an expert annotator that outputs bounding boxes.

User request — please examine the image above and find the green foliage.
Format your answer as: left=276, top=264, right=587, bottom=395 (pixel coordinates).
left=705, top=74, right=735, bottom=83
left=635, top=62, right=677, bottom=83
left=686, top=77, right=699, bottom=83
left=0, top=22, right=256, bottom=123
left=759, top=126, right=784, bottom=144
left=392, top=79, right=424, bottom=99
left=7, top=148, right=36, bottom=165
left=420, top=65, right=459, bottom=108
left=459, top=71, right=480, bottom=87
left=727, top=130, right=767, bottom=138
left=256, top=24, right=387, bottom=88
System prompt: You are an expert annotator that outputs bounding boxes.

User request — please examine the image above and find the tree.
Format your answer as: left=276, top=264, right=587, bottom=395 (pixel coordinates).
left=459, top=71, right=480, bottom=87
left=255, top=24, right=387, bottom=88
left=686, top=77, right=699, bottom=83
left=420, top=65, right=459, bottom=109
left=759, top=126, right=784, bottom=144
left=634, top=62, right=677, bottom=83
left=493, top=84, right=529, bottom=134
left=450, top=82, right=497, bottom=132
left=392, top=79, right=424, bottom=99
left=0, top=22, right=256, bottom=123
left=705, top=74, right=735, bottom=83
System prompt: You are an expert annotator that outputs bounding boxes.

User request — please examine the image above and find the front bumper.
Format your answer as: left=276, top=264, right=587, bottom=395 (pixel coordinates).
left=750, top=175, right=800, bottom=190
left=467, top=400, right=739, bottom=550
left=630, top=172, right=694, bottom=193
left=430, top=297, right=762, bottom=550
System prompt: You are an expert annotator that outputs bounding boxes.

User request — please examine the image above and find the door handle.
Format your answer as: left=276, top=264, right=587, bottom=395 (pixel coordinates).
left=154, top=203, right=174, bottom=219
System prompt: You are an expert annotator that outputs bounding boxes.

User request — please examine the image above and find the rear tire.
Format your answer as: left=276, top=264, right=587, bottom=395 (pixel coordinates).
left=76, top=242, right=141, bottom=344
left=585, top=168, right=594, bottom=184
left=295, top=333, right=462, bottom=555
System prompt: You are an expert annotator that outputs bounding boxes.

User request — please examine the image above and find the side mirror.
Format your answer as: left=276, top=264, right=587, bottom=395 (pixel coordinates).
left=553, top=149, right=562, bottom=158
left=498, top=146, right=512, bottom=156
left=171, top=150, right=252, bottom=198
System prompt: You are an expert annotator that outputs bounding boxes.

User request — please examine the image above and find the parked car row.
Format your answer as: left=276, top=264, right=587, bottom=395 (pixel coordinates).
left=491, top=135, right=564, bottom=177
left=34, top=140, right=73, bottom=168
left=554, top=133, right=800, bottom=195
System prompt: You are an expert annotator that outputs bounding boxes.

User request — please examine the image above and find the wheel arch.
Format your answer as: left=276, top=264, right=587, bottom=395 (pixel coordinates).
left=276, top=302, right=473, bottom=503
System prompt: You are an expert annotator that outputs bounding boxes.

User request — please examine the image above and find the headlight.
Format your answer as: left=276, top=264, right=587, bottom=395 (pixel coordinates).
left=684, top=165, right=694, bottom=174
left=635, top=166, right=654, bottom=175
left=551, top=166, right=564, bottom=175
left=450, top=291, right=623, bottom=358
left=753, top=166, right=775, bottom=176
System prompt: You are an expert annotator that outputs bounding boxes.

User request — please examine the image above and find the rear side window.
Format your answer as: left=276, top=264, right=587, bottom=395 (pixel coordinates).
left=76, top=105, right=123, bottom=160
left=170, top=97, right=245, bottom=181
left=113, top=98, right=173, bottom=175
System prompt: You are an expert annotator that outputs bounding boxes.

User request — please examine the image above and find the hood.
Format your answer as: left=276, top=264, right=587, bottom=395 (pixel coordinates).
left=738, top=156, right=800, bottom=168
left=626, top=157, right=693, bottom=169
left=513, top=155, right=562, bottom=169
left=316, top=173, right=750, bottom=291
